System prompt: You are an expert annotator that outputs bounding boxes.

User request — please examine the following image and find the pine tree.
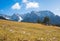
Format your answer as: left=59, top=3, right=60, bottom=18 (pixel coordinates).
left=43, top=16, right=50, bottom=25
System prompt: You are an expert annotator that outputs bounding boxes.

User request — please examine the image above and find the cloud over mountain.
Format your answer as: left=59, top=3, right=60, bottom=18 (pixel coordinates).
left=11, top=3, right=21, bottom=10
left=22, top=0, right=39, bottom=9
left=26, top=2, right=39, bottom=9
left=22, top=0, right=28, bottom=3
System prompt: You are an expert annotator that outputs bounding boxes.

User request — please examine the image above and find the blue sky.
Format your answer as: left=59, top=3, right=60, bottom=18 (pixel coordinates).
left=0, top=0, right=60, bottom=16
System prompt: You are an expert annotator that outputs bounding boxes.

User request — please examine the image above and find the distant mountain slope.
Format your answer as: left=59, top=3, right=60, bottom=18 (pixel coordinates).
left=22, top=11, right=60, bottom=25
left=36, top=11, right=60, bottom=25
left=0, top=16, right=7, bottom=20
left=0, top=14, right=11, bottom=20
left=10, top=14, right=23, bottom=22
left=22, top=11, right=39, bottom=22
left=0, top=10, right=60, bottom=25
left=0, top=20, right=60, bottom=41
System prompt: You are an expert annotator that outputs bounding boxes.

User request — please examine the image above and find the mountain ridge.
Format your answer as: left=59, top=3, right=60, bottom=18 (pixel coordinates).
left=0, top=10, right=60, bottom=25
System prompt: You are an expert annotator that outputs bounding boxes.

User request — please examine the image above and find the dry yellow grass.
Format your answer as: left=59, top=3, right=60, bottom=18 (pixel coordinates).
left=0, top=20, right=60, bottom=41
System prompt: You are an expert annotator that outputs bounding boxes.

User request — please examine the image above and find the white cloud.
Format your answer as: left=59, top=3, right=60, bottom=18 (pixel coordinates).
left=22, top=0, right=28, bottom=3
left=26, top=2, right=39, bottom=9
left=22, top=0, right=40, bottom=9
left=11, top=3, right=21, bottom=10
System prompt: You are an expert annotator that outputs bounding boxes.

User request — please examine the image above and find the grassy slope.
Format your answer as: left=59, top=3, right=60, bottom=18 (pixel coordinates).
left=0, top=20, right=60, bottom=41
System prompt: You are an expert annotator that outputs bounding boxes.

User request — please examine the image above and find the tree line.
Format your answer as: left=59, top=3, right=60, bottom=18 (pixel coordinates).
left=37, top=16, right=50, bottom=25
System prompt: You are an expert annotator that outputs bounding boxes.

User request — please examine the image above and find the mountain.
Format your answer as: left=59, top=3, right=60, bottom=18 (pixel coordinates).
left=53, top=15, right=60, bottom=25
left=0, top=14, right=11, bottom=20
left=22, top=11, right=39, bottom=23
left=35, top=11, right=55, bottom=24
left=0, top=10, right=60, bottom=25
left=22, top=11, right=60, bottom=25
left=0, top=16, right=7, bottom=20
left=36, top=11, right=60, bottom=25
left=22, top=11, right=55, bottom=23
left=10, top=14, right=23, bottom=22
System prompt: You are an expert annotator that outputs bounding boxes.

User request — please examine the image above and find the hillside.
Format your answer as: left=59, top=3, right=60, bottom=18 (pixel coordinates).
left=0, top=20, right=60, bottom=41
